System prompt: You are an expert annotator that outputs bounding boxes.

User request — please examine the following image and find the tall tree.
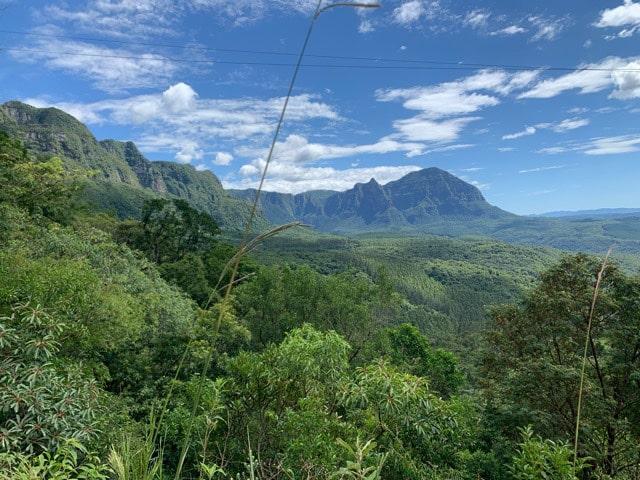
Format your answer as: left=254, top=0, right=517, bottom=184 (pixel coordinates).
left=482, top=253, right=640, bottom=478
left=115, top=198, right=219, bottom=265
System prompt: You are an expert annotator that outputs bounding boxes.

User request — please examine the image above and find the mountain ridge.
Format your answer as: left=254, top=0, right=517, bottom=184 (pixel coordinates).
left=0, top=100, right=268, bottom=230
left=2, top=100, right=639, bottom=255
left=229, top=168, right=515, bottom=233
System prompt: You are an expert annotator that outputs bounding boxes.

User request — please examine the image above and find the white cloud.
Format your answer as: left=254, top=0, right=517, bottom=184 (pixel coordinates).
left=536, top=118, right=590, bottom=132
left=226, top=164, right=422, bottom=194
left=377, top=85, right=499, bottom=118
left=162, top=83, right=198, bottom=113
left=28, top=89, right=343, bottom=169
left=610, top=61, right=640, bottom=98
left=390, top=116, right=481, bottom=143
left=503, top=126, right=536, bottom=140
left=242, top=134, right=427, bottom=165
left=595, top=0, right=640, bottom=32
left=214, top=152, right=234, bottom=166
left=43, top=1, right=182, bottom=38
left=528, top=15, right=568, bottom=41
left=377, top=69, right=539, bottom=147
left=519, top=165, right=565, bottom=174
left=465, top=10, right=491, bottom=29
left=518, top=57, right=631, bottom=99
left=10, top=39, right=178, bottom=92
left=584, top=134, right=640, bottom=155
left=538, top=146, right=569, bottom=154
left=490, top=25, right=526, bottom=36
left=175, top=140, right=203, bottom=163
left=552, top=118, right=590, bottom=132
left=393, top=1, right=427, bottom=25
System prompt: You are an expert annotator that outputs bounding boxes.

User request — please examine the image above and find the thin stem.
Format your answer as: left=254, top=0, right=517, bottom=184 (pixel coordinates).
left=174, top=2, right=323, bottom=477
left=573, top=248, right=612, bottom=470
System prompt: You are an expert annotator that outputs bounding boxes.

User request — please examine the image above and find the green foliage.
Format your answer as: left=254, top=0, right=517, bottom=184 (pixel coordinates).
left=338, top=360, right=462, bottom=479
left=221, top=325, right=352, bottom=478
left=483, top=253, right=640, bottom=478
left=116, top=197, right=220, bottom=265
left=234, top=264, right=398, bottom=356
left=0, top=206, right=198, bottom=412
left=108, top=419, right=164, bottom=480
left=0, top=304, right=103, bottom=454
left=0, top=437, right=111, bottom=480
left=510, top=426, right=586, bottom=480
left=365, top=324, right=465, bottom=398
left=332, top=437, right=387, bottom=480
left=0, top=130, right=85, bottom=222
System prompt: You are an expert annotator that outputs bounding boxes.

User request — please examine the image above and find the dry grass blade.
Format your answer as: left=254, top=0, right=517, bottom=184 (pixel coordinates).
left=573, top=248, right=612, bottom=470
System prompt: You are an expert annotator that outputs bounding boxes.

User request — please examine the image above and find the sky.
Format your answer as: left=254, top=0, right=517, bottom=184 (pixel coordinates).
left=1, top=0, right=639, bottom=215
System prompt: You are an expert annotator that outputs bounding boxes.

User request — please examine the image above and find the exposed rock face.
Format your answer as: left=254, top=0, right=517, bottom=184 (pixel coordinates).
left=229, top=167, right=511, bottom=232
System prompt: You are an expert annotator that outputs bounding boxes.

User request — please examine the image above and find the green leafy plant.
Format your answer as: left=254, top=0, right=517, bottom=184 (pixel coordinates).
left=510, top=426, right=587, bottom=480
left=0, top=303, right=103, bottom=454
left=0, top=437, right=111, bottom=480
left=332, top=437, right=387, bottom=480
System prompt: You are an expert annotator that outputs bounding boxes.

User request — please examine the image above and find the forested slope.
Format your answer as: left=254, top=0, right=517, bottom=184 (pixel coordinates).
left=1, top=125, right=639, bottom=479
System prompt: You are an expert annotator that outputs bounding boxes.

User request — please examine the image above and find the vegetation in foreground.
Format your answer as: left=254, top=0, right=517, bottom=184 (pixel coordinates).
left=1, top=130, right=639, bottom=478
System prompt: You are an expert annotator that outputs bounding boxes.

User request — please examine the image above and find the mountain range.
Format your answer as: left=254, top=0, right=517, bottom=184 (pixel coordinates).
left=2, top=100, right=639, bottom=255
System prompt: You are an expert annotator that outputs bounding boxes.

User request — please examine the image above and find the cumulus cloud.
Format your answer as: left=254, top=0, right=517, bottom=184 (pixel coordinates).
left=175, top=140, right=204, bottom=163
left=226, top=163, right=423, bottom=194
left=377, top=69, right=540, bottom=147
left=162, top=83, right=198, bottom=113
left=502, top=126, right=536, bottom=140
left=214, top=152, right=234, bottom=166
left=610, top=61, right=640, bottom=98
left=595, top=0, right=640, bottom=38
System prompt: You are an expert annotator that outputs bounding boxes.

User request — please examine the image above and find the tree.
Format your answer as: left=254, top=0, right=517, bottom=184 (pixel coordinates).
left=115, top=198, right=219, bottom=265
left=0, top=131, right=84, bottom=221
left=234, top=264, right=398, bottom=355
left=363, top=323, right=465, bottom=398
left=482, top=253, right=640, bottom=478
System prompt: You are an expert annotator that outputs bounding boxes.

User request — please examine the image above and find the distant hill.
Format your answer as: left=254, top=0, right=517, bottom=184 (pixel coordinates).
left=534, top=208, right=640, bottom=218
left=2, top=100, right=639, bottom=256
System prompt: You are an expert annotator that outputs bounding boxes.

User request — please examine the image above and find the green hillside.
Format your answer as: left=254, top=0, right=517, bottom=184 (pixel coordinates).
left=2, top=121, right=640, bottom=479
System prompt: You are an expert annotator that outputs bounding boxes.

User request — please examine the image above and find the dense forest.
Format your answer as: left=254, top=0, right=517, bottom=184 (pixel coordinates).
left=1, top=129, right=639, bottom=479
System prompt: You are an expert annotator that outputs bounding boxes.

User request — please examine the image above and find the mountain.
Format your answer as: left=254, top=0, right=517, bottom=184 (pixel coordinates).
left=229, top=171, right=640, bottom=255
left=2, top=101, right=639, bottom=256
left=230, top=169, right=514, bottom=233
left=0, top=101, right=267, bottom=230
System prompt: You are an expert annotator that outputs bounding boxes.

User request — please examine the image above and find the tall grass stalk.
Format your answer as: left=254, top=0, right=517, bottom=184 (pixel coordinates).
left=173, top=2, right=325, bottom=478
left=173, top=3, right=380, bottom=478
left=572, top=248, right=611, bottom=471
left=109, top=410, right=164, bottom=480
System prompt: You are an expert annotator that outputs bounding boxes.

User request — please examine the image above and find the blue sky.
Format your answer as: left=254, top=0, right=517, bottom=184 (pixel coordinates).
left=1, top=0, right=639, bottom=215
